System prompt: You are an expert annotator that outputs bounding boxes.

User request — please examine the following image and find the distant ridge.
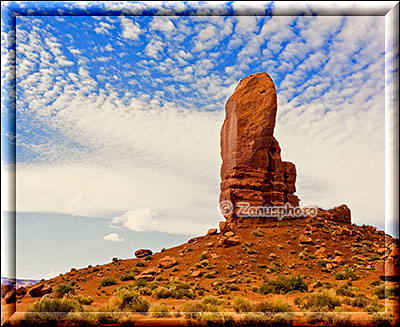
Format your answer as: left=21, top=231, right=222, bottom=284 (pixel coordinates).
left=1, top=277, right=39, bottom=289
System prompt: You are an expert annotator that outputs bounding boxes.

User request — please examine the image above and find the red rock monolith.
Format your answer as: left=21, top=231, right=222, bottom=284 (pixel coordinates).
left=220, top=72, right=299, bottom=221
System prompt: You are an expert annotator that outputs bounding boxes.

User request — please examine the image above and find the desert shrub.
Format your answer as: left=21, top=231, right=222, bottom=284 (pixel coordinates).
left=323, top=312, right=352, bottom=326
left=317, top=259, right=327, bottom=267
left=152, top=286, right=171, bottom=299
left=136, top=261, right=145, bottom=267
left=337, top=284, right=356, bottom=297
left=374, top=284, right=399, bottom=300
left=205, top=271, right=217, bottom=278
left=253, top=299, right=294, bottom=313
left=233, top=297, right=252, bottom=313
left=55, top=284, right=74, bottom=298
left=302, top=290, right=341, bottom=312
left=150, top=302, right=171, bottom=318
left=202, top=295, right=222, bottom=306
left=24, top=297, right=83, bottom=325
left=364, top=301, right=385, bottom=313
left=120, top=268, right=138, bottom=281
left=371, top=312, right=393, bottom=326
left=200, top=253, right=208, bottom=260
left=258, top=275, right=308, bottom=295
left=75, top=294, right=94, bottom=305
left=100, top=277, right=116, bottom=287
left=334, top=266, right=359, bottom=280
left=252, top=228, right=264, bottom=237
left=108, top=288, right=149, bottom=312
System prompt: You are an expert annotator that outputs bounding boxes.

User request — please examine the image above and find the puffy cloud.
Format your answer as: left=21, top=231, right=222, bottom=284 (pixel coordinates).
left=112, top=208, right=158, bottom=232
left=94, top=21, right=114, bottom=35
left=120, top=17, right=142, bottom=40
left=103, top=233, right=124, bottom=242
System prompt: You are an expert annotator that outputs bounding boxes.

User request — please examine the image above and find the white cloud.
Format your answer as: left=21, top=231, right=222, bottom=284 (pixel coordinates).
left=120, top=17, right=142, bottom=40
left=94, top=21, right=114, bottom=35
left=149, top=17, right=175, bottom=33
left=112, top=208, right=158, bottom=232
left=103, top=233, right=124, bottom=242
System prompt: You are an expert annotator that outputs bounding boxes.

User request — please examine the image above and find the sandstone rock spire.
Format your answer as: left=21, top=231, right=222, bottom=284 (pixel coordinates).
left=220, top=72, right=299, bottom=219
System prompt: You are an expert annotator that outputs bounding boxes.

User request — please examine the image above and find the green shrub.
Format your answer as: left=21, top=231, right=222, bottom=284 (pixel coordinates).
left=24, top=297, right=83, bottom=324
left=337, top=284, right=356, bottom=297
left=74, top=294, right=94, bottom=305
left=136, top=261, right=145, bottom=267
left=152, top=286, right=171, bottom=299
left=302, top=290, right=341, bottom=312
left=150, top=302, right=171, bottom=318
left=120, top=268, right=138, bottom=281
left=100, top=277, right=116, bottom=287
left=232, top=297, right=252, bottom=313
left=334, top=267, right=359, bottom=280
left=258, top=275, right=308, bottom=295
left=371, top=312, right=393, bottom=326
left=108, top=288, right=149, bottom=312
left=55, top=284, right=74, bottom=298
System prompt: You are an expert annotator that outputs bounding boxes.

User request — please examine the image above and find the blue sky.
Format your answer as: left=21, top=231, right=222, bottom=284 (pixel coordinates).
left=1, top=1, right=399, bottom=279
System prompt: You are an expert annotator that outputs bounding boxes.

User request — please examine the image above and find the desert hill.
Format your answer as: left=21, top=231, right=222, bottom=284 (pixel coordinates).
left=2, top=73, right=399, bottom=326
left=2, top=217, right=399, bottom=326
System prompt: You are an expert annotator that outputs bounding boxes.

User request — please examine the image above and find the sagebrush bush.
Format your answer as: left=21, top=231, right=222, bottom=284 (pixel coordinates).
left=253, top=299, right=294, bottom=313
left=100, top=277, right=116, bottom=287
left=108, top=288, right=149, bottom=312
left=258, top=275, right=308, bottom=295
left=232, top=297, right=252, bottom=313
left=74, top=294, right=94, bottom=305
left=55, top=283, right=74, bottom=298
left=120, top=268, right=138, bottom=281
left=302, top=290, right=341, bottom=312
left=150, top=301, right=171, bottom=318
left=334, top=266, right=359, bottom=280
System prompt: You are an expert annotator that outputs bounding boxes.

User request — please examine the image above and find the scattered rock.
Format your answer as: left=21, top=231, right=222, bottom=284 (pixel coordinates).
left=377, top=248, right=386, bottom=255
left=221, top=236, right=240, bottom=247
left=191, top=270, right=202, bottom=277
left=269, top=253, right=277, bottom=259
left=1, top=284, right=12, bottom=297
left=326, top=263, right=335, bottom=270
left=207, top=228, right=218, bottom=235
left=158, top=256, right=177, bottom=269
left=41, top=286, right=52, bottom=296
left=219, top=221, right=231, bottom=234
left=299, top=235, right=312, bottom=244
left=333, top=256, right=344, bottom=264
left=16, top=287, right=27, bottom=298
left=29, top=285, right=45, bottom=298
left=314, top=247, right=327, bottom=258
left=5, top=290, right=16, bottom=304
left=134, top=249, right=153, bottom=258
left=141, top=268, right=161, bottom=276
left=224, top=231, right=235, bottom=237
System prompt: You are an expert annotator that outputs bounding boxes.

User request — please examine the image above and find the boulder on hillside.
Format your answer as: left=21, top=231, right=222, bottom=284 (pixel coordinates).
left=134, top=249, right=153, bottom=258
left=1, top=284, right=12, bottom=297
left=5, top=290, right=16, bottom=304
left=158, top=256, right=177, bottom=269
